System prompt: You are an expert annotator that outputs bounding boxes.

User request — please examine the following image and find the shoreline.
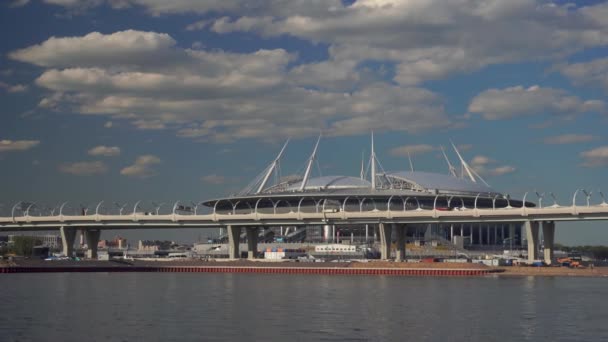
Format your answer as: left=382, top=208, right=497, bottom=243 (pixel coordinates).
left=2, top=260, right=607, bottom=277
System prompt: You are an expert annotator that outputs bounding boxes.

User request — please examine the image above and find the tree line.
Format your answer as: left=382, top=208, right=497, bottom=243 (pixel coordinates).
left=554, top=244, right=608, bottom=260
left=0, top=236, right=43, bottom=256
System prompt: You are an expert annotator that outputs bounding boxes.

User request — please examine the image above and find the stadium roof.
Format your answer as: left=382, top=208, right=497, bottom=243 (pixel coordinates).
left=284, top=176, right=371, bottom=191
left=384, top=171, right=496, bottom=194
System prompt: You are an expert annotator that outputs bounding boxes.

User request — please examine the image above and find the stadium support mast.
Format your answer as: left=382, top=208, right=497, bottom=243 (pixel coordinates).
left=408, top=151, right=415, bottom=172
left=360, top=151, right=365, bottom=180
left=300, top=134, right=322, bottom=191
left=371, top=132, right=376, bottom=190
left=440, top=145, right=458, bottom=177
left=450, top=141, right=491, bottom=186
left=256, top=139, right=289, bottom=194
left=450, top=141, right=476, bottom=183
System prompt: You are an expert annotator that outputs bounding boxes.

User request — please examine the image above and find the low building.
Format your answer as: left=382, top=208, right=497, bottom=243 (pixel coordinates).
left=264, top=247, right=306, bottom=260
left=138, top=240, right=175, bottom=251
left=314, top=244, right=358, bottom=253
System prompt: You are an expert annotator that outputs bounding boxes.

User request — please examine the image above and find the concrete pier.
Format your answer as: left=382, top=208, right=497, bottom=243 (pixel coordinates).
left=246, top=227, right=259, bottom=260
left=395, top=224, right=406, bottom=262
left=227, top=225, right=242, bottom=259
left=525, top=221, right=540, bottom=262
left=509, top=224, right=516, bottom=249
left=542, top=221, right=555, bottom=264
left=60, top=226, right=76, bottom=257
left=84, top=229, right=101, bottom=259
left=379, top=223, right=392, bottom=260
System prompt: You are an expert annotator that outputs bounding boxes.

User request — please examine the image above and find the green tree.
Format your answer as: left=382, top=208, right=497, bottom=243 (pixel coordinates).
left=10, top=236, right=42, bottom=256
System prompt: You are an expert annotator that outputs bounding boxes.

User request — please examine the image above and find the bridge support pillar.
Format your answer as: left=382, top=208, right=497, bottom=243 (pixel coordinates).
left=508, top=224, right=516, bottom=249
left=60, top=226, right=76, bottom=257
left=246, top=227, right=259, bottom=260
left=227, top=225, right=242, bottom=259
left=525, top=221, right=540, bottom=262
left=395, top=224, right=406, bottom=262
left=379, top=223, right=392, bottom=260
left=469, top=225, right=473, bottom=245
left=323, top=224, right=331, bottom=242
left=542, top=221, right=555, bottom=265
left=85, top=229, right=101, bottom=259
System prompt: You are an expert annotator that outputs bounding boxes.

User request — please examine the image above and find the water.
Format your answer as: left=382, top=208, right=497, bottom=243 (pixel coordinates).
left=1, top=274, right=607, bottom=341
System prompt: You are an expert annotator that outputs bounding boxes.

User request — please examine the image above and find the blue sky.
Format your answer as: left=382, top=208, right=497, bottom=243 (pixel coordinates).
left=1, top=0, right=608, bottom=244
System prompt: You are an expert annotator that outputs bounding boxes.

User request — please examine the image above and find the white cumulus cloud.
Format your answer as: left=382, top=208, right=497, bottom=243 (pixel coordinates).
left=120, top=155, right=161, bottom=178
left=10, top=30, right=453, bottom=142
left=9, top=30, right=177, bottom=68
left=389, top=144, right=435, bottom=156
left=88, top=145, right=121, bottom=157
left=468, top=85, right=604, bottom=120
left=558, top=57, right=608, bottom=93
left=0, top=81, right=28, bottom=93
left=0, top=139, right=39, bottom=152
left=580, top=146, right=608, bottom=167
left=58, top=161, right=108, bottom=175
left=469, top=154, right=516, bottom=177
left=543, top=134, right=598, bottom=145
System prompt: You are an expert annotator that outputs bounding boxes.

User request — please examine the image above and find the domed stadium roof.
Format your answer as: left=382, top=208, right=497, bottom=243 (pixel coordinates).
left=284, top=176, right=371, bottom=191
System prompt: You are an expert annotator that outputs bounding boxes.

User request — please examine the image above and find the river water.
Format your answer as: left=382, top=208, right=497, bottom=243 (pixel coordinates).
left=0, top=274, right=606, bottom=341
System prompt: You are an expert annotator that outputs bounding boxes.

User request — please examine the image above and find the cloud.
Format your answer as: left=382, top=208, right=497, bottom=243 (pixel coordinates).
left=35, top=1, right=608, bottom=87
left=120, top=155, right=161, bottom=178
left=185, top=20, right=210, bottom=31
left=0, top=139, right=39, bottom=152
left=580, top=146, right=608, bottom=167
left=543, top=134, right=598, bottom=145
left=9, top=30, right=177, bottom=68
left=0, top=81, right=28, bottom=93
left=389, top=144, right=435, bottom=156
left=469, top=154, right=516, bottom=177
left=201, top=174, right=227, bottom=185
left=470, top=155, right=493, bottom=166
left=11, top=30, right=453, bottom=142
left=205, top=1, right=608, bottom=85
left=457, top=144, right=473, bottom=151
left=9, top=0, right=30, bottom=8
left=49, top=0, right=343, bottom=17
left=487, top=166, right=516, bottom=176
left=558, top=57, right=608, bottom=93
left=58, top=161, right=108, bottom=175
left=88, top=145, right=121, bottom=156
left=468, top=85, right=604, bottom=120
left=31, top=0, right=608, bottom=100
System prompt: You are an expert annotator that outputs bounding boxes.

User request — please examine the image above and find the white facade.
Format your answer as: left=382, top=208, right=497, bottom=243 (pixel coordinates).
left=314, top=244, right=358, bottom=253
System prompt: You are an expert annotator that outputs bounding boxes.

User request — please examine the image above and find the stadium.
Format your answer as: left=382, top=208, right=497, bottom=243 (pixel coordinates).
left=203, top=135, right=533, bottom=251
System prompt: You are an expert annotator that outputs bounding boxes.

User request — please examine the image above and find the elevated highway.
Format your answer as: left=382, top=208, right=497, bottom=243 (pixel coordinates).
left=2, top=201, right=608, bottom=265
left=2, top=204, right=608, bottom=230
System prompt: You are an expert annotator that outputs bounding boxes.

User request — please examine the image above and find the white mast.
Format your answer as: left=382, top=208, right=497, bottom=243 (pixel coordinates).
left=300, top=134, right=321, bottom=191
left=256, top=139, right=289, bottom=194
left=450, top=141, right=476, bottom=183
left=371, top=132, right=376, bottom=190
left=440, top=145, right=458, bottom=177
left=360, top=151, right=365, bottom=180
left=408, top=151, right=414, bottom=172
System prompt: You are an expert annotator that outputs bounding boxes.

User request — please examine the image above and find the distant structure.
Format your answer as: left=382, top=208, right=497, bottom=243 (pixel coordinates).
left=7, top=234, right=61, bottom=250
left=138, top=240, right=175, bottom=252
